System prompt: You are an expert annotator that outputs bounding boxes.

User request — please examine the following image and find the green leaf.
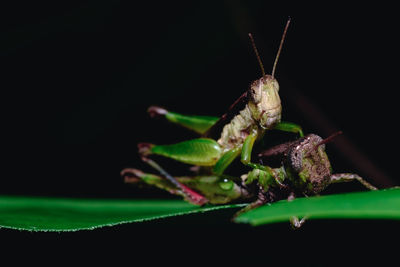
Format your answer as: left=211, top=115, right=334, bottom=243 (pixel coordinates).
left=0, top=196, right=242, bottom=232
left=235, top=188, right=400, bottom=226
left=1, top=189, right=399, bottom=231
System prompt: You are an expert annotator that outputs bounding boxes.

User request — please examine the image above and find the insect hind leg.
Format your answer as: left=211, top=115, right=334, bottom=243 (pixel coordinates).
left=121, top=167, right=191, bottom=199
left=139, top=156, right=208, bottom=205
left=138, top=138, right=222, bottom=167
left=147, top=106, right=219, bottom=135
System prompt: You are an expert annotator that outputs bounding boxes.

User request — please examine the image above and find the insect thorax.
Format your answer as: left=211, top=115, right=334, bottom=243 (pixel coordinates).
left=217, top=77, right=282, bottom=153
left=217, top=104, right=258, bottom=152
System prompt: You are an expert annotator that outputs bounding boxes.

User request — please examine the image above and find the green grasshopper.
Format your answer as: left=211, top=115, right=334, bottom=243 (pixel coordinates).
left=122, top=132, right=377, bottom=227
left=125, top=19, right=303, bottom=205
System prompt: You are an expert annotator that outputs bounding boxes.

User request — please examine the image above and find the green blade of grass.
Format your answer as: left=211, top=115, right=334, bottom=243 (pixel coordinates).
left=0, top=196, right=243, bottom=232
left=235, top=188, right=400, bottom=226
left=1, top=188, right=399, bottom=231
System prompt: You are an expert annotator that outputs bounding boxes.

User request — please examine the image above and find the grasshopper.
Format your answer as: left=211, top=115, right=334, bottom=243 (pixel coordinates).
left=124, top=18, right=303, bottom=205
left=122, top=132, right=377, bottom=227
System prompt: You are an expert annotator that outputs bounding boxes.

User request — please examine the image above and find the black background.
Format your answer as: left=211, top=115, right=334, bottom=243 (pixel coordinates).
left=1, top=1, right=399, bottom=265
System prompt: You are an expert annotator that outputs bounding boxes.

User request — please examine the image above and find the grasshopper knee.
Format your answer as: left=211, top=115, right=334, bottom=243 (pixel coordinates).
left=138, top=142, right=154, bottom=157
left=121, top=168, right=144, bottom=183
left=147, top=106, right=168, bottom=118
left=240, top=157, right=250, bottom=165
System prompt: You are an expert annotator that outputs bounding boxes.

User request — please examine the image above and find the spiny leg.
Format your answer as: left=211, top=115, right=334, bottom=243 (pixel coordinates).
left=148, top=106, right=219, bottom=135
left=330, top=173, right=377, bottom=190
left=140, top=156, right=208, bottom=205
left=121, top=168, right=184, bottom=197
left=122, top=168, right=246, bottom=205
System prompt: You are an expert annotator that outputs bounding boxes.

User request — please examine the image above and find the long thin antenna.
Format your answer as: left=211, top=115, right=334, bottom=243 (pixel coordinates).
left=306, top=131, right=343, bottom=157
left=271, top=17, right=291, bottom=78
left=248, top=33, right=266, bottom=78
left=317, top=131, right=343, bottom=148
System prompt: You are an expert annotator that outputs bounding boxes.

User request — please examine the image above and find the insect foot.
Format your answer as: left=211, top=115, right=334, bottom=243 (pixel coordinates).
left=290, top=216, right=307, bottom=229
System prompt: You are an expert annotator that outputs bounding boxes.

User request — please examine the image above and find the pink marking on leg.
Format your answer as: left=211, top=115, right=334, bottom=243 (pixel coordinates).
left=179, top=184, right=208, bottom=206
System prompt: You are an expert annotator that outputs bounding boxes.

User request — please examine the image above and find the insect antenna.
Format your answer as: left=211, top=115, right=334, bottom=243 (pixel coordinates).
left=271, top=17, right=291, bottom=78
left=306, top=131, right=343, bottom=156
left=248, top=33, right=266, bottom=78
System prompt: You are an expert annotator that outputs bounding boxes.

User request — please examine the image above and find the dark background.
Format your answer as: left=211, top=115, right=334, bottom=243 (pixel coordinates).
left=1, top=1, right=399, bottom=265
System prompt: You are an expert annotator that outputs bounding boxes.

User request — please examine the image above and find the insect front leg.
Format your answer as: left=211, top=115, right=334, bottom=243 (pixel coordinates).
left=233, top=191, right=267, bottom=219
left=212, top=146, right=242, bottom=175
left=273, top=121, right=304, bottom=137
left=233, top=180, right=283, bottom=219
left=287, top=192, right=307, bottom=229
left=147, top=106, right=219, bottom=135
left=240, top=130, right=285, bottom=186
left=330, top=173, right=377, bottom=190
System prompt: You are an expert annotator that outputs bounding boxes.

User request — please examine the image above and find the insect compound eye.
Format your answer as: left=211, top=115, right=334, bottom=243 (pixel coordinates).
left=287, top=146, right=303, bottom=172
left=249, top=80, right=263, bottom=103
left=249, top=87, right=258, bottom=103
left=251, top=88, right=256, bottom=97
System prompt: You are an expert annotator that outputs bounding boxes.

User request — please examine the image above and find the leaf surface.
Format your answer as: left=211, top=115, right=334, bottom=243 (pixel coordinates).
left=1, top=188, right=399, bottom=231
left=0, top=196, right=242, bottom=231
left=235, top=188, right=400, bottom=226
